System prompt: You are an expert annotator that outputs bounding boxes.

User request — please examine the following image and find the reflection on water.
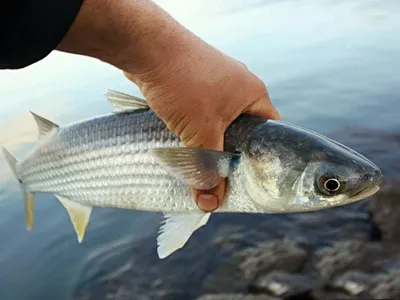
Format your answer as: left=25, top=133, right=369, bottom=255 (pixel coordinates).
left=0, top=0, right=399, bottom=299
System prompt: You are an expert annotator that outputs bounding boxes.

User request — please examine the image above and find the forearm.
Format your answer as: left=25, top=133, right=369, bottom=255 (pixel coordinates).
left=57, top=0, right=196, bottom=75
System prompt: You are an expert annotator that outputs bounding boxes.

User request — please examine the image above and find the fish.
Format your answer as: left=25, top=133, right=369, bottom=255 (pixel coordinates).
left=1, top=90, right=383, bottom=259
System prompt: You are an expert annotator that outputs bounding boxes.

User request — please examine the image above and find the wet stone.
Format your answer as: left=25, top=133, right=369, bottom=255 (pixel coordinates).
left=196, top=293, right=281, bottom=300
left=236, top=239, right=308, bottom=280
left=370, top=267, right=400, bottom=299
left=212, top=225, right=247, bottom=253
left=326, top=270, right=374, bottom=298
left=201, top=259, right=250, bottom=294
left=368, top=180, right=400, bottom=242
left=313, top=240, right=386, bottom=279
left=248, top=270, right=316, bottom=299
left=311, top=288, right=369, bottom=300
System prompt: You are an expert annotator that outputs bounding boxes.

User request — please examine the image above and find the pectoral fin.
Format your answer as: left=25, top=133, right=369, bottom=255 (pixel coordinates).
left=55, top=195, right=92, bottom=243
left=157, top=212, right=211, bottom=259
left=151, top=148, right=240, bottom=189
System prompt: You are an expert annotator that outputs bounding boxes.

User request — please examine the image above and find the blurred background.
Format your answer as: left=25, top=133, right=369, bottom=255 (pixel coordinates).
left=0, top=0, right=400, bottom=299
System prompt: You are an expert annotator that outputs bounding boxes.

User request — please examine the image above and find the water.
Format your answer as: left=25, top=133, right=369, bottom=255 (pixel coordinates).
left=0, top=0, right=399, bottom=299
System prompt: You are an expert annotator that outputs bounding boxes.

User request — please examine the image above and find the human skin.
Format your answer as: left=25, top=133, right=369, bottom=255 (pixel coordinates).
left=56, top=0, right=280, bottom=212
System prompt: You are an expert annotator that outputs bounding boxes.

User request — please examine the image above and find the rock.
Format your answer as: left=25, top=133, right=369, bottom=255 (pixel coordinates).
left=212, top=225, right=247, bottom=253
left=313, top=240, right=386, bottom=279
left=236, top=239, right=308, bottom=280
left=326, top=270, right=374, bottom=298
left=248, top=271, right=316, bottom=299
left=202, top=260, right=251, bottom=294
left=311, top=288, right=367, bottom=300
left=370, top=267, right=400, bottom=299
left=196, top=294, right=280, bottom=300
left=368, top=180, right=400, bottom=242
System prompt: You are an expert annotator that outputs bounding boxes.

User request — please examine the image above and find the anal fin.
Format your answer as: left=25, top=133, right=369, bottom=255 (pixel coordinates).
left=157, top=212, right=211, bottom=259
left=55, top=195, right=92, bottom=243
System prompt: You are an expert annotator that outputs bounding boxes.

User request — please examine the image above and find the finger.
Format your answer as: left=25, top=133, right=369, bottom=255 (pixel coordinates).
left=246, top=94, right=281, bottom=120
left=188, top=133, right=227, bottom=213
left=193, top=182, right=227, bottom=213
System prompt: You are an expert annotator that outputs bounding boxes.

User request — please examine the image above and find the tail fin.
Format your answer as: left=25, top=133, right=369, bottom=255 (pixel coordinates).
left=1, top=146, right=34, bottom=230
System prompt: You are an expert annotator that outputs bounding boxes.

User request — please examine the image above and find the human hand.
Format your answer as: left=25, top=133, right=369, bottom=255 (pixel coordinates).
left=124, top=36, right=280, bottom=212
left=56, top=0, right=280, bottom=212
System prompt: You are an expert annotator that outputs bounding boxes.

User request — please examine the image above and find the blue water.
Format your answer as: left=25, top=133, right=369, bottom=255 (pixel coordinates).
left=0, top=1, right=400, bottom=299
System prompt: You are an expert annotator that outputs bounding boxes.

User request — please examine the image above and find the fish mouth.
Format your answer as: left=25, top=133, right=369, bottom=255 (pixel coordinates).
left=349, top=186, right=380, bottom=202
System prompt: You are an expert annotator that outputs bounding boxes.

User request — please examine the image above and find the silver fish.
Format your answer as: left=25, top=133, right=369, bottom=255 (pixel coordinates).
left=1, top=90, right=383, bottom=258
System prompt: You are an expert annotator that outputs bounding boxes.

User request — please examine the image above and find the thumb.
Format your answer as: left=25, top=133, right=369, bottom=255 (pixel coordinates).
left=246, top=94, right=281, bottom=120
left=186, top=130, right=227, bottom=213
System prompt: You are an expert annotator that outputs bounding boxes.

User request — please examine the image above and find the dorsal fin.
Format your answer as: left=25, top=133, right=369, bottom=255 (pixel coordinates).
left=105, top=90, right=149, bottom=113
left=30, top=111, right=59, bottom=140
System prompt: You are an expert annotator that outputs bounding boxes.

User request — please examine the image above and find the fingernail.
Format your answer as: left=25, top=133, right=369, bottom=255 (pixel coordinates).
left=197, top=194, right=218, bottom=212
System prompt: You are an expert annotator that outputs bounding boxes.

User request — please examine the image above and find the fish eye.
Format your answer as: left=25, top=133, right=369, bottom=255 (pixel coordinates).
left=316, top=174, right=344, bottom=196
left=324, top=178, right=340, bottom=192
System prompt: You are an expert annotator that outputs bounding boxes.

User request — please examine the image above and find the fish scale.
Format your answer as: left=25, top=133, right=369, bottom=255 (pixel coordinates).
left=16, top=110, right=254, bottom=213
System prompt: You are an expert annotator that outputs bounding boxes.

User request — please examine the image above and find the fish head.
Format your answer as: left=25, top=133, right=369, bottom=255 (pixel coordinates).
left=242, top=120, right=383, bottom=213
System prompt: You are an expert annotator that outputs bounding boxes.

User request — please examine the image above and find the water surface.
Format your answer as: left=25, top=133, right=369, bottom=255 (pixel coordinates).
left=0, top=1, right=399, bottom=299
